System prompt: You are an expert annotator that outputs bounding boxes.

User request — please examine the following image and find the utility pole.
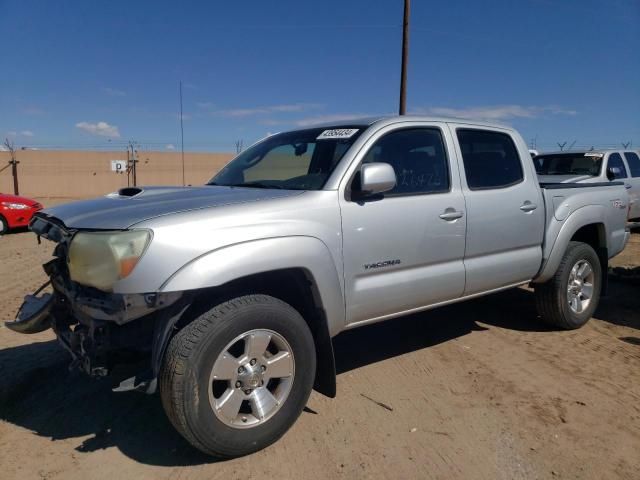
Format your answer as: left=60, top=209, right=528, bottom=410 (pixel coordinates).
left=3, top=138, right=19, bottom=195
left=398, top=0, right=410, bottom=115
left=180, top=80, right=185, bottom=186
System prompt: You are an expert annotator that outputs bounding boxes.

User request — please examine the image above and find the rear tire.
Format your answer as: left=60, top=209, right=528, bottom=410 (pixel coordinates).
left=160, top=294, right=316, bottom=458
left=534, top=241, right=601, bottom=329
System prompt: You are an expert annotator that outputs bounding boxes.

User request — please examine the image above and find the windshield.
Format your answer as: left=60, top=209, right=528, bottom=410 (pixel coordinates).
left=208, top=126, right=365, bottom=190
left=534, top=153, right=603, bottom=176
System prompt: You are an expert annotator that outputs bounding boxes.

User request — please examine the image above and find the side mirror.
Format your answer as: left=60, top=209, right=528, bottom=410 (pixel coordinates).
left=359, top=162, right=396, bottom=195
left=607, top=166, right=621, bottom=181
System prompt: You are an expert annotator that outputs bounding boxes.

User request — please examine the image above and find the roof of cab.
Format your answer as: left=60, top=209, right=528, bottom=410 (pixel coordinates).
left=306, top=115, right=512, bottom=131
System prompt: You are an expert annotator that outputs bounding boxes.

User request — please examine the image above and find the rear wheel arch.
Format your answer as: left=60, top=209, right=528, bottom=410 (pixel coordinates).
left=535, top=209, right=608, bottom=283
left=569, top=223, right=608, bottom=295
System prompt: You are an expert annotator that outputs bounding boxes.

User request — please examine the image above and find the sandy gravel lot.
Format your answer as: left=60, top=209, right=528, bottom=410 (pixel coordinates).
left=1, top=200, right=638, bottom=480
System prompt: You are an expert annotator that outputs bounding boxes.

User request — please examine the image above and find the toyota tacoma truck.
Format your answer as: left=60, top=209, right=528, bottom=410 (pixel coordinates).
left=6, top=116, right=631, bottom=458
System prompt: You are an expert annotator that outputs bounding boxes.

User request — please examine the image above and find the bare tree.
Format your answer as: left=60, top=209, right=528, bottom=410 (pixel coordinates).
left=3, top=138, right=19, bottom=195
left=622, top=141, right=631, bottom=149
left=557, top=141, right=567, bottom=151
left=235, top=139, right=244, bottom=154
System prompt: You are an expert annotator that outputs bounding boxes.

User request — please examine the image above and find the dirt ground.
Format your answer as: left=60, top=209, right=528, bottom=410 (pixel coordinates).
left=1, top=200, right=639, bottom=480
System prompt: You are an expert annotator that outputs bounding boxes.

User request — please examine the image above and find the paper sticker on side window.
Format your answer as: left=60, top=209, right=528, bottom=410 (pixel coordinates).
left=317, top=129, right=359, bottom=140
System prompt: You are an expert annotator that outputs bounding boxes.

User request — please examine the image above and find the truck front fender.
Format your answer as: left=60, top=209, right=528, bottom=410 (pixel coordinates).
left=159, top=236, right=346, bottom=336
left=534, top=205, right=608, bottom=283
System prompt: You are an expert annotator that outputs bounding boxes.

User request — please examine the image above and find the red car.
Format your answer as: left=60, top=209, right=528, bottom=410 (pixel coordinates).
left=0, top=193, right=43, bottom=234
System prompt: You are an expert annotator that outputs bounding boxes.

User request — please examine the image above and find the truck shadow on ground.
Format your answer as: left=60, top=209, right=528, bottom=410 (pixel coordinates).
left=0, top=281, right=637, bottom=467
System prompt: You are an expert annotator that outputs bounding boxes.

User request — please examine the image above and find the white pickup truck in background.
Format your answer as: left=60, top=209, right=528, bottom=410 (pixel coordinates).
left=535, top=150, right=640, bottom=220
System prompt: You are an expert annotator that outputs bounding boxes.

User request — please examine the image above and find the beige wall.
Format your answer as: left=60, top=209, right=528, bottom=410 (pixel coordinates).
left=0, top=150, right=235, bottom=198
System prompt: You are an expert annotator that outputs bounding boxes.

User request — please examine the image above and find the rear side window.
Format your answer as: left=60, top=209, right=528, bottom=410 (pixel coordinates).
left=456, top=129, right=524, bottom=190
left=607, top=153, right=628, bottom=179
left=623, top=152, right=640, bottom=177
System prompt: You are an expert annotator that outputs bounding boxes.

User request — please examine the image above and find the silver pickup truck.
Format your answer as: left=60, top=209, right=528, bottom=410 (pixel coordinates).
left=7, top=116, right=630, bottom=458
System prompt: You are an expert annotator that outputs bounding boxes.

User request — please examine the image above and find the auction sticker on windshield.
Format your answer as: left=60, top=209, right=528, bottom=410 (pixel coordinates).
left=317, top=129, right=359, bottom=140
left=584, top=153, right=604, bottom=158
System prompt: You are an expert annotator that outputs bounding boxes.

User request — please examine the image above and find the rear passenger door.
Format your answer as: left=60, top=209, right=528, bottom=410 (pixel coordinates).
left=622, top=152, right=640, bottom=219
left=450, top=125, right=545, bottom=295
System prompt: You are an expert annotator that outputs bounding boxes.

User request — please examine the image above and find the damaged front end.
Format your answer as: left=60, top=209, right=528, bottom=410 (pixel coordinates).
left=5, top=214, right=189, bottom=393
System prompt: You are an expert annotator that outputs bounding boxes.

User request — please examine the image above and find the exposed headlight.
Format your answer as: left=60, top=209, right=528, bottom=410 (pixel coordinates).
left=68, top=230, right=151, bottom=291
left=1, top=202, right=30, bottom=210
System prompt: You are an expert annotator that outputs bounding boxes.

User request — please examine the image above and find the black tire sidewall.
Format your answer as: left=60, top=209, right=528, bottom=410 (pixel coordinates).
left=0, top=216, right=7, bottom=235
left=182, top=297, right=316, bottom=457
left=557, top=243, right=601, bottom=328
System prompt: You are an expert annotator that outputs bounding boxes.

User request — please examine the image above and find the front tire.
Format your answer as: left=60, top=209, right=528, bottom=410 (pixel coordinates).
left=160, top=294, right=316, bottom=458
left=534, top=241, right=602, bottom=329
left=0, top=216, right=8, bottom=235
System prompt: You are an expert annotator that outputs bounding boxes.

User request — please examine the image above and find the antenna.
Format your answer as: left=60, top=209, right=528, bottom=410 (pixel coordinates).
left=180, top=80, right=185, bottom=186
left=398, top=0, right=410, bottom=115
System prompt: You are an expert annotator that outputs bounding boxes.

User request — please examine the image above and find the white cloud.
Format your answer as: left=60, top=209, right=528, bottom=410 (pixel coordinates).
left=75, top=121, right=121, bottom=137
left=20, top=130, right=34, bottom=137
left=294, top=113, right=371, bottom=127
left=166, top=144, right=176, bottom=150
left=177, top=113, right=191, bottom=121
left=103, top=87, right=126, bottom=97
left=412, top=105, right=577, bottom=121
left=0, top=144, right=8, bottom=151
left=6, top=131, right=17, bottom=137
left=196, top=101, right=215, bottom=109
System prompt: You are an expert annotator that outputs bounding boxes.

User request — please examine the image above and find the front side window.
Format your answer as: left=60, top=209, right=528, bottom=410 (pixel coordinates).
left=607, top=153, right=628, bottom=179
left=210, top=126, right=365, bottom=190
left=534, top=153, right=603, bottom=176
left=457, top=129, right=524, bottom=190
left=623, top=152, right=640, bottom=178
left=358, top=127, right=450, bottom=195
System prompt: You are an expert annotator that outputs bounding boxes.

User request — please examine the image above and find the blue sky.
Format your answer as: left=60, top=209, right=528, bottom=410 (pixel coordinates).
left=1, top=0, right=638, bottom=152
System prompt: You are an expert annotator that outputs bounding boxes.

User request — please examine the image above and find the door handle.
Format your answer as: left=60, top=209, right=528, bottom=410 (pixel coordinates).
left=520, top=202, right=538, bottom=212
left=439, top=210, right=464, bottom=221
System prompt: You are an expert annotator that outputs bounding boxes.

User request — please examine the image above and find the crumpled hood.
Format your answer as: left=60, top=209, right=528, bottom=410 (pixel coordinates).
left=36, top=185, right=303, bottom=230
left=537, top=174, right=597, bottom=184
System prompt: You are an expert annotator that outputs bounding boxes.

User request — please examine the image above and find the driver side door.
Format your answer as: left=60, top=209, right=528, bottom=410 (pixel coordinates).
left=339, top=123, right=467, bottom=326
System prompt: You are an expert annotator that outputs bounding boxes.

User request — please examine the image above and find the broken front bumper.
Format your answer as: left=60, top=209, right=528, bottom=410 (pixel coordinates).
left=5, top=257, right=188, bottom=392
